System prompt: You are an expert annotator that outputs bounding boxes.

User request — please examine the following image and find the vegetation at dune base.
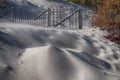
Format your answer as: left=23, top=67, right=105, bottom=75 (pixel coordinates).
left=68, top=0, right=120, bottom=40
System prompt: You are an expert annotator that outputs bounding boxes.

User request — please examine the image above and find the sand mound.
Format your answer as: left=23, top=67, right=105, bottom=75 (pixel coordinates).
left=0, top=23, right=120, bottom=80
left=16, top=45, right=104, bottom=80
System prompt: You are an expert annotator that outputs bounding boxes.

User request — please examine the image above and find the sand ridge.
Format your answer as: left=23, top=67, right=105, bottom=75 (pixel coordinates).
left=0, top=23, right=120, bottom=80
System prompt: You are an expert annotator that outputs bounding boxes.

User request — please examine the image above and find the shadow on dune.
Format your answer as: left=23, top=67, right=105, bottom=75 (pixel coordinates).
left=68, top=50, right=111, bottom=70
left=0, top=31, right=25, bottom=48
left=47, top=46, right=75, bottom=80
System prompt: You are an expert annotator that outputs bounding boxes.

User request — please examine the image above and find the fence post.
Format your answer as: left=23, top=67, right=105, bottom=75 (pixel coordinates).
left=48, top=8, right=51, bottom=26
left=11, top=7, right=14, bottom=21
left=78, top=8, right=82, bottom=29
left=53, top=10, right=55, bottom=26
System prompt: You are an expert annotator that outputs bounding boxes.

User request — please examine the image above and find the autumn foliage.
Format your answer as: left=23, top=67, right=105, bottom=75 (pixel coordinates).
left=91, top=0, right=120, bottom=38
left=68, top=0, right=120, bottom=39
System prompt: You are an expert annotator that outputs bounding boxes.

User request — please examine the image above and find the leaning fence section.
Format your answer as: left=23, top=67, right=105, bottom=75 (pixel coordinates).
left=0, top=7, right=82, bottom=29
left=52, top=8, right=82, bottom=29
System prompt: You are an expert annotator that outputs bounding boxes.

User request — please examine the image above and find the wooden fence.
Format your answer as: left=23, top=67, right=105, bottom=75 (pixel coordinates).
left=0, top=7, right=82, bottom=29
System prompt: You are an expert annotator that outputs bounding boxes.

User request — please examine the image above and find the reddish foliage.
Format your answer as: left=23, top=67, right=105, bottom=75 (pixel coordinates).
left=91, top=0, right=120, bottom=38
left=105, top=35, right=120, bottom=45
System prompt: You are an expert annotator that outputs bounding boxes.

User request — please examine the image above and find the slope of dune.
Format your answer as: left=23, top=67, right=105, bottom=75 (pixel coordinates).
left=0, top=23, right=120, bottom=80
left=0, top=0, right=120, bottom=80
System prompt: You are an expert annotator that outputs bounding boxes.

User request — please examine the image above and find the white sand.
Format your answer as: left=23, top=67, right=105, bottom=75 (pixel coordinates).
left=0, top=0, right=120, bottom=80
left=0, top=23, right=120, bottom=80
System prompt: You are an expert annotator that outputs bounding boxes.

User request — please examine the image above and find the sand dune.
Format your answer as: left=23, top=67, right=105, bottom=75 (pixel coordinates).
left=0, top=0, right=120, bottom=80
left=0, top=23, right=120, bottom=80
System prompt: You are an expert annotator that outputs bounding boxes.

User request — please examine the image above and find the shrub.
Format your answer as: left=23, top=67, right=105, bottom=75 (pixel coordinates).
left=91, top=0, right=120, bottom=37
left=68, top=0, right=120, bottom=39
